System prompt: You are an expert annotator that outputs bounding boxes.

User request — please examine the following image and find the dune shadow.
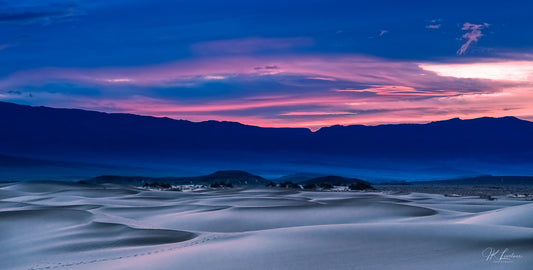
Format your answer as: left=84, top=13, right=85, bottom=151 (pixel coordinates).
left=45, top=221, right=197, bottom=252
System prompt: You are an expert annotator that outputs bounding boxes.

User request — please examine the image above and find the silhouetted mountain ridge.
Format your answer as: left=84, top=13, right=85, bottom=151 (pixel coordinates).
left=2, top=101, right=533, bottom=179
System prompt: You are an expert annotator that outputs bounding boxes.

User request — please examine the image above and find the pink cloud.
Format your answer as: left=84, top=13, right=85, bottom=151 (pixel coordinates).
left=3, top=54, right=533, bottom=129
left=280, top=111, right=357, bottom=116
left=0, top=54, right=501, bottom=95
left=79, top=94, right=352, bottom=115
left=420, top=61, right=533, bottom=82
left=26, top=84, right=533, bottom=131
left=336, top=85, right=460, bottom=97
left=44, top=76, right=533, bottom=130
left=457, top=22, right=490, bottom=55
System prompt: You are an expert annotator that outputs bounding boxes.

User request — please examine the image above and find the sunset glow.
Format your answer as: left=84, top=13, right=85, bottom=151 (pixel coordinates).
left=1, top=0, right=533, bottom=128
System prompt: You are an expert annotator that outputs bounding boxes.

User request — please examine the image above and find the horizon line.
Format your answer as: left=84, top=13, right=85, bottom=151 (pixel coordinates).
left=1, top=100, right=529, bottom=131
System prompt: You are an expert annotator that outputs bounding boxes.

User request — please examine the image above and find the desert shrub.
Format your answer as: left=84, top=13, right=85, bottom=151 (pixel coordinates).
left=279, top=181, right=301, bottom=189
left=318, top=183, right=334, bottom=189
left=143, top=182, right=172, bottom=189
left=349, top=182, right=374, bottom=190
left=210, top=182, right=234, bottom=188
left=303, top=183, right=317, bottom=190
left=480, top=194, right=496, bottom=201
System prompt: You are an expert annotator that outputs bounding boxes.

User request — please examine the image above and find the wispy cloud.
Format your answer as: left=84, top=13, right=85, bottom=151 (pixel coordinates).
left=336, top=85, right=455, bottom=97
left=457, top=22, right=490, bottom=55
left=420, top=61, right=533, bottom=81
left=0, top=1, right=84, bottom=25
left=280, top=111, right=358, bottom=116
left=368, top=30, right=388, bottom=39
left=426, top=24, right=441, bottom=29
left=426, top=19, right=441, bottom=29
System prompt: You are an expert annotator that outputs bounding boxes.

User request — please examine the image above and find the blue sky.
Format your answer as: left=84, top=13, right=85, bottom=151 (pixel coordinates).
left=1, top=0, right=533, bottom=128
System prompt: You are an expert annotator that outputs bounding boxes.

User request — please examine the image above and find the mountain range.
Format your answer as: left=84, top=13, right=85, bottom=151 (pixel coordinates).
left=1, top=101, right=533, bottom=181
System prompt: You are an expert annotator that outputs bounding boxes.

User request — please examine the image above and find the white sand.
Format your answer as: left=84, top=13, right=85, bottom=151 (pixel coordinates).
left=1, top=182, right=532, bottom=270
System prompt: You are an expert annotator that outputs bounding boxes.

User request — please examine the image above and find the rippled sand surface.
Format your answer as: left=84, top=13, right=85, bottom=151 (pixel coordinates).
left=1, top=182, right=532, bottom=270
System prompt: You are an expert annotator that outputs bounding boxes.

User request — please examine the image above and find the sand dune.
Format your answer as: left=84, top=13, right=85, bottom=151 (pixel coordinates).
left=1, top=182, right=532, bottom=270
left=462, top=203, right=533, bottom=228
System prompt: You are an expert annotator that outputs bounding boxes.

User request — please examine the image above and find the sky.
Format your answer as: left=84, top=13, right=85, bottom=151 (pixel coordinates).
left=1, top=0, right=533, bottom=129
